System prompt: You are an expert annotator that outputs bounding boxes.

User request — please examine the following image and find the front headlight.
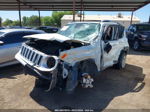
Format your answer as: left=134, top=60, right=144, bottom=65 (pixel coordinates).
left=47, top=57, right=56, bottom=68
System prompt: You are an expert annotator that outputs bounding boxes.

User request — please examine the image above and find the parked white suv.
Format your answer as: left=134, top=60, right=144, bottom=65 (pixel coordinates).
left=0, top=29, right=44, bottom=67
left=16, top=22, right=129, bottom=92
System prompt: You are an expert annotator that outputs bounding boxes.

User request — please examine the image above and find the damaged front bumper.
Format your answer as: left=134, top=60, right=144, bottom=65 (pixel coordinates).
left=24, top=64, right=53, bottom=80
left=15, top=53, right=58, bottom=80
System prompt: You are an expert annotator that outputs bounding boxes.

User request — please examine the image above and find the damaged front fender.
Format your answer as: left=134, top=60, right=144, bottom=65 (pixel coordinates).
left=59, top=45, right=99, bottom=67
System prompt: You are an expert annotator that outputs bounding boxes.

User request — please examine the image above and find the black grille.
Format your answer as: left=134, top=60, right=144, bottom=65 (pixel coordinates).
left=20, top=45, right=43, bottom=66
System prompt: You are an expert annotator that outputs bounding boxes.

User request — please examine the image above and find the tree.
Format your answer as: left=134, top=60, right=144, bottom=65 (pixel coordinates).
left=22, top=16, right=29, bottom=26
left=2, top=19, right=13, bottom=26
left=1, top=11, right=73, bottom=27
left=42, top=16, right=54, bottom=26
left=11, top=20, right=20, bottom=26
left=51, top=11, right=73, bottom=27
left=28, top=15, right=40, bottom=26
left=0, top=17, right=2, bottom=27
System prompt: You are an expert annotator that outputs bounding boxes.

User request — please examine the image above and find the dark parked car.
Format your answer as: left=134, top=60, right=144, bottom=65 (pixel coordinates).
left=126, top=23, right=150, bottom=50
left=8, top=26, right=32, bottom=29
left=0, top=27, right=5, bottom=30
left=34, top=26, right=59, bottom=33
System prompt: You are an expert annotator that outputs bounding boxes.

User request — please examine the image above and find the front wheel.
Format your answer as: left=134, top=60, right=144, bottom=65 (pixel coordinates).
left=115, top=52, right=127, bottom=69
left=34, top=78, right=50, bottom=88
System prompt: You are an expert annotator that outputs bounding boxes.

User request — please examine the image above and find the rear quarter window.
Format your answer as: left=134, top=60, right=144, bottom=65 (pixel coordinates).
left=118, top=25, right=125, bottom=39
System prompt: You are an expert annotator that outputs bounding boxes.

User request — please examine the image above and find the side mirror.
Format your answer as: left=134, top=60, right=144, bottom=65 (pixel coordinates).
left=104, top=40, right=109, bottom=43
left=104, top=42, right=112, bottom=53
left=0, top=41, right=4, bottom=46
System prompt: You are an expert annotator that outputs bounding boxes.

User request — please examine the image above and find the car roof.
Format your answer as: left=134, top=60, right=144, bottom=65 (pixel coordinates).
left=0, top=29, right=44, bottom=33
left=38, top=26, right=58, bottom=28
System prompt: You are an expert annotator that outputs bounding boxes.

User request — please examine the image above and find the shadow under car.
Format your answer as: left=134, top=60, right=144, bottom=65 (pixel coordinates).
left=30, top=64, right=145, bottom=111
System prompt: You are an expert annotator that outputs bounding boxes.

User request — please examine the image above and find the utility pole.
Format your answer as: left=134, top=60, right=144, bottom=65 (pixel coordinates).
left=73, top=0, right=76, bottom=21
left=80, top=0, right=83, bottom=21
left=130, top=11, right=134, bottom=25
left=0, top=17, right=2, bottom=27
left=38, top=11, right=41, bottom=26
left=18, top=1, right=22, bottom=27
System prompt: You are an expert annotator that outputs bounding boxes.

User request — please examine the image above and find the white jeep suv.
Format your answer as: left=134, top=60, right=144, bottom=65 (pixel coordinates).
left=16, top=21, right=129, bottom=92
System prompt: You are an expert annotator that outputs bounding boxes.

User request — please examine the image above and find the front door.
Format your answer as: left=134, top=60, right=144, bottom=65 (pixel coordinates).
left=101, top=25, right=121, bottom=68
left=0, top=32, right=23, bottom=64
left=0, top=43, right=21, bottom=63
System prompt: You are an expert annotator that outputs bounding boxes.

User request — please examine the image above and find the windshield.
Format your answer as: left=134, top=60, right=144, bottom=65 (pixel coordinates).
left=58, top=23, right=100, bottom=41
left=137, top=25, right=150, bottom=31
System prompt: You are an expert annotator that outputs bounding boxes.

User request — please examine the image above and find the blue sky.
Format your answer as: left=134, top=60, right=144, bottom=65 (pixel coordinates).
left=0, top=4, right=150, bottom=22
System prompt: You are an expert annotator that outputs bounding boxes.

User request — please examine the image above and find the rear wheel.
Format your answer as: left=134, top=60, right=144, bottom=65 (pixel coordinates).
left=115, top=52, right=127, bottom=69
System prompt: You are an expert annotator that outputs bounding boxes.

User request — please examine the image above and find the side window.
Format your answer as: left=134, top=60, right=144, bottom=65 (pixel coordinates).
left=118, top=25, right=125, bottom=39
left=129, top=26, right=133, bottom=32
left=46, top=28, right=54, bottom=33
left=113, top=25, right=119, bottom=40
left=17, top=32, right=26, bottom=42
left=47, top=28, right=58, bottom=33
left=2, top=31, right=43, bottom=44
left=38, top=27, right=44, bottom=30
left=130, top=26, right=135, bottom=32
left=24, top=31, right=43, bottom=35
left=52, top=28, right=58, bottom=33
left=132, top=26, right=136, bottom=32
left=24, top=32, right=37, bottom=35
left=40, top=27, right=46, bottom=32
left=102, top=26, right=114, bottom=41
left=128, top=26, right=132, bottom=31
left=128, top=26, right=130, bottom=31
left=1, top=32, right=25, bottom=44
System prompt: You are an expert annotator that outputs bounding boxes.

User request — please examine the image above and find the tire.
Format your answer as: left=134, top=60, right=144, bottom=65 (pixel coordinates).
left=65, top=70, right=77, bottom=94
left=34, top=78, right=50, bottom=88
left=133, top=40, right=140, bottom=51
left=115, top=52, right=127, bottom=69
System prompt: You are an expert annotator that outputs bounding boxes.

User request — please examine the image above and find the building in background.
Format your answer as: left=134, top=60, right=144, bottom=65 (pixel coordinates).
left=61, top=14, right=140, bottom=28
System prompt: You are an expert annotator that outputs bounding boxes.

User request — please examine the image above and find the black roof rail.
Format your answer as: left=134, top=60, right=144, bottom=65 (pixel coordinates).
left=100, top=20, right=125, bottom=28
left=101, top=20, right=120, bottom=24
left=101, top=20, right=113, bottom=22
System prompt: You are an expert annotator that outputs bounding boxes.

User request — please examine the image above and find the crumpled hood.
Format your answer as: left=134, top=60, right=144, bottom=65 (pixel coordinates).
left=24, top=33, right=89, bottom=44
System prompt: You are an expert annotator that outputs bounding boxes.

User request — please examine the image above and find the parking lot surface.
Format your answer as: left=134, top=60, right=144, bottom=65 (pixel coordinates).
left=0, top=50, right=150, bottom=111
